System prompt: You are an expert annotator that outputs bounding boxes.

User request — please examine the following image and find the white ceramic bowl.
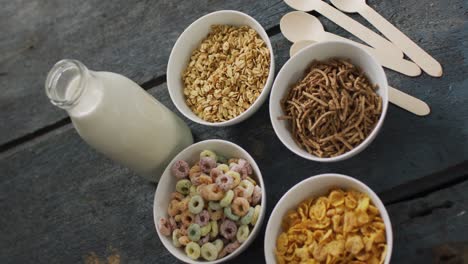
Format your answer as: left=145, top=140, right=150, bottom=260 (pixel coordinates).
left=154, top=139, right=267, bottom=263
left=167, top=10, right=275, bottom=126
left=269, top=41, right=389, bottom=162
left=264, top=173, right=393, bottom=264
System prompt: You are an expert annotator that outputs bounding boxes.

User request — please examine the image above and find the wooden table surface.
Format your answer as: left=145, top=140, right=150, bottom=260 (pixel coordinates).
left=1, top=0, right=467, bottom=263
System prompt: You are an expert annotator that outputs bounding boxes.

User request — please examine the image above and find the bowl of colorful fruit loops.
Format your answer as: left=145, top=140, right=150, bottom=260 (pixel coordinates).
left=154, top=139, right=266, bottom=263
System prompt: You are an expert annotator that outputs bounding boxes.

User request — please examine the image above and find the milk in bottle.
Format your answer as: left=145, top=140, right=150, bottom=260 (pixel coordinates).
left=45, top=59, right=193, bottom=182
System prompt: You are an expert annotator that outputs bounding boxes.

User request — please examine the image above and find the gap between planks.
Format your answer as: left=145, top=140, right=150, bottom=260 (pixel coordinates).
left=1, top=21, right=467, bottom=204
left=379, top=160, right=468, bottom=205
left=0, top=25, right=281, bottom=154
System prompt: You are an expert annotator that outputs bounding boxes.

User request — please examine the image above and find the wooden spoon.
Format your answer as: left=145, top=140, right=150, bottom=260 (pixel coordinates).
left=289, top=40, right=430, bottom=116
left=284, top=0, right=402, bottom=56
left=330, top=0, right=443, bottom=77
left=280, top=12, right=421, bottom=76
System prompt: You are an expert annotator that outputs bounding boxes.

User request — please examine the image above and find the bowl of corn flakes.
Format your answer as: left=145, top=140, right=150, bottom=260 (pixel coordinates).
left=264, top=173, right=393, bottom=264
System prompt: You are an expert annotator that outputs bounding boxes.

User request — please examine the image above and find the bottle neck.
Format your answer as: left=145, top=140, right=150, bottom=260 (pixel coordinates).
left=45, top=59, right=91, bottom=109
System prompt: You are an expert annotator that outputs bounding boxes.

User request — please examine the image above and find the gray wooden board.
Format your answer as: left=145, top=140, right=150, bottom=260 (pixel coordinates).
left=1, top=0, right=467, bottom=149
left=1, top=0, right=468, bottom=263
left=1, top=79, right=468, bottom=263
left=0, top=0, right=290, bottom=146
left=0, top=128, right=467, bottom=264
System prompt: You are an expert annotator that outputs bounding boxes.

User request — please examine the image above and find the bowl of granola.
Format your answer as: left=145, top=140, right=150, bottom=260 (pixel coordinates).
left=167, top=10, right=275, bottom=126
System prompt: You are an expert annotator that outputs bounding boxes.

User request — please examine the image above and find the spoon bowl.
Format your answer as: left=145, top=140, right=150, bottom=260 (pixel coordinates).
left=330, top=0, right=365, bottom=13
left=280, top=12, right=324, bottom=42
left=284, top=0, right=320, bottom=11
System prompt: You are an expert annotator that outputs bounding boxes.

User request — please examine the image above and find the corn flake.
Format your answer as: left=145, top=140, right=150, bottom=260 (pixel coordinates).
left=275, top=189, right=387, bottom=263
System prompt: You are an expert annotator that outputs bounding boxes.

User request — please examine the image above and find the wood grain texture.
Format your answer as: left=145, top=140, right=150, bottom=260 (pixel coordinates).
left=0, top=0, right=467, bottom=263
left=387, top=180, right=468, bottom=263
left=0, top=129, right=466, bottom=264
left=0, top=0, right=289, bottom=146
left=1, top=0, right=467, bottom=148
left=1, top=79, right=467, bottom=263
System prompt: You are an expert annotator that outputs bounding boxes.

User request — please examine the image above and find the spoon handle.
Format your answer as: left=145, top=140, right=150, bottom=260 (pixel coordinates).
left=388, top=86, right=430, bottom=116
left=316, top=1, right=402, bottom=57
left=323, top=32, right=421, bottom=77
left=360, top=5, right=443, bottom=77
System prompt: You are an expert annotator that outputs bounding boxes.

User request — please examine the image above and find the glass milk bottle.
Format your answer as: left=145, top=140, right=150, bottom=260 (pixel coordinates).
left=45, top=59, right=193, bottom=182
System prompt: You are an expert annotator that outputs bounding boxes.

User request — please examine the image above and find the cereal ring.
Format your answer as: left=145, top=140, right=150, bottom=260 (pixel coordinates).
left=210, top=220, right=219, bottom=238
left=224, top=207, right=240, bottom=221
left=174, top=214, right=182, bottom=223
left=245, top=176, right=257, bottom=186
left=190, top=173, right=202, bottom=186
left=188, top=223, right=201, bottom=242
left=189, top=164, right=202, bottom=178
left=170, top=192, right=185, bottom=202
left=239, top=159, right=252, bottom=172
left=172, top=229, right=183, bottom=247
left=251, top=205, right=261, bottom=225
left=171, top=160, right=190, bottom=179
left=189, top=185, right=198, bottom=197
left=233, top=187, right=246, bottom=199
left=181, top=211, right=195, bottom=227
left=251, top=185, right=262, bottom=205
left=220, top=190, right=234, bottom=208
left=232, top=197, right=250, bottom=217
left=240, top=207, right=254, bottom=225
left=220, top=219, right=238, bottom=240
left=228, top=158, right=239, bottom=164
left=236, top=225, right=250, bottom=243
left=201, top=242, right=218, bottom=261
left=174, top=214, right=182, bottom=222
left=200, top=224, right=211, bottom=236
left=176, top=179, right=191, bottom=195
left=209, top=201, right=222, bottom=211
left=167, top=200, right=181, bottom=216
left=199, top=157, right=217, bottom=173
left=217, top=155, right=228, bottom=164
left=169, top=216, right=178, bottom=230
left=238, top=180, right=254, bottom=197
left=193, top=173, right=213, bottom=185
left=179, top=235, right=190, bottom=246
left=200, top=184, right=224, bottom=201
left=180, top=225, right=188, bottom=235
left=196, top=185, right=205, bottom=194
left=226, top=171, right=241, bottom=188
left=229, top=164, right=243, bottom=174
left=198, top=235, right=210, bottom=246
left=210, top=168, right=223, bottom=182
left=208, top=207, right=223, bottom=221
left=200, top=150, right=217, bottom=160
left=218, top=241, right=241, bottom=259
left=213, top=239, right=224, bottom=253
left=216, top=164, right=230, bottom=173
left=215, top=174, right=234, bottom=191
left=158, top=218, right=172, bottom=236
left=185, top=241, right=201, bottom=260
left=177, top=197, right=190, bottom=211
left=188, top=195, right=205, bottom=214
left=237, top=159, right=253, bottom=177
left=195, top=210, right=210, bottom=226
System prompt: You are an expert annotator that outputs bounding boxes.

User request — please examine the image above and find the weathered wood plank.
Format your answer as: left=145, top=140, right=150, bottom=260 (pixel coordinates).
left=0, top=0, right=289, bottom=146
left=386, top=180, right=468, bottom=263
left=1, top=75, right=467, bottom=263
left=1, top=0, right=466, bottom=150
left=0, top=119, right=466, bottom=263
